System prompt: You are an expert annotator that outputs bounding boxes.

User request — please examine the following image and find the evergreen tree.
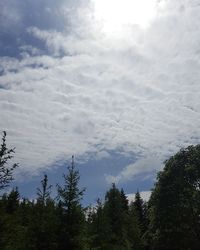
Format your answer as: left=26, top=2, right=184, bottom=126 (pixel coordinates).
left=87, top=198, right=110, bottom=249
left=0, top=131, right=18, bottom=190
left=103, top=183, right=131, bottom=250
left=128, top=202, right=143, bottom=250
left=57, top=155, right=86, bottom=250
left=132, top=191, right=147, bottom=234
left=6, top=187, right=20, bottom=214
left=0, top=188, right=29, bottom=250
left=36, top=174, right=52, bottom=206
left=129, top=191, right=148, bottom=250
left=27, top=174, right=57, bottom=250
left=120, top=188, right=129, bottom=211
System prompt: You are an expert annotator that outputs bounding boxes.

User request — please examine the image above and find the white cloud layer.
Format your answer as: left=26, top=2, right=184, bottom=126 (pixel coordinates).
left=0, top=0, right=200, bottom=181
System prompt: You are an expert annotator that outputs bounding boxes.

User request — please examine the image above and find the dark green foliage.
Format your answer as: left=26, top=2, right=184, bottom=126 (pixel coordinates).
left=103, top=183, right=130, bottom=249
left=148, top=145, right=200, bottom=250
left=0, top=188, right=26, bottom=250
left=131, top=191, right=148, bottom=235
left=128, top=205, right=142, bottom=250
left=129, top=191, right=149, bottom=250
left=27, top=175, right=58, bottom=250
left=87, top=199, right=110, bottom=249
left=57, top=155, right=87, bottom=250
left=36, top=174, right=52, bottom=205
left=0, top=131, right=18, bottom=190
left=57, top=156, right=85, bottom=212
left=88, top=184, right=142, bottom=250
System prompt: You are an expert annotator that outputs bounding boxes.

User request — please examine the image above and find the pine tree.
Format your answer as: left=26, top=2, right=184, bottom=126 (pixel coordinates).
left=128, top=204, right=142, bottom=250
left=129, top=191, right=148, bottom=250
left=36, top=174, right=52, bottom=206
left=87, top=198, right=110, bottom=249
left=6, top=187, right=20, bottom=214
left=103, top=183, right=131, bottom=250
left=57, top=155, right=86, bottom=250
left=29, top=174, right=57, bottom=250
left=0, top=131, right=18, bottom=190
left=0, top=188, right=28, bottom=250
left=132, top=191, right=147, bottom=234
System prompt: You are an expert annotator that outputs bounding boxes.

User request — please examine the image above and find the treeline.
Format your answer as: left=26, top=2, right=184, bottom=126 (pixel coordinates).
left=1, top=131, right=200, bottom=250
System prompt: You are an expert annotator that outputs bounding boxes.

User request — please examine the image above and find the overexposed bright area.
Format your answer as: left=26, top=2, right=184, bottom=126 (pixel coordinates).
left=92, top=0, right=157, bottom=35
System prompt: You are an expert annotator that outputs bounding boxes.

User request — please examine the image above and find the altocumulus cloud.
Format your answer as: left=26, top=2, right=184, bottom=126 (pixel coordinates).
left=0, top=0, right=200, bottom=182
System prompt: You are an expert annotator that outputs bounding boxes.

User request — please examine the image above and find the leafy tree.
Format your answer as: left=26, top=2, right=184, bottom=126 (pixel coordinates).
left=0, top=131, right=18, bottom=190
left=148, top=145, right=200, bottom=250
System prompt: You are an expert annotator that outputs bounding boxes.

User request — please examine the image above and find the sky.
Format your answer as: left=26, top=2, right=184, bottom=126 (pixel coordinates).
left=1, top=0, right=200, bottom=204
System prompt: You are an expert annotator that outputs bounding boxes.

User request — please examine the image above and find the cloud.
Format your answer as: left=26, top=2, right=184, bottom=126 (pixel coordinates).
left=0, top=0, right=200, bottom=182
left=127, top=191, right=152, bottom=202
left=0, top=0, right=92, bottom=56
left=105, top=157, right=162, bottom=184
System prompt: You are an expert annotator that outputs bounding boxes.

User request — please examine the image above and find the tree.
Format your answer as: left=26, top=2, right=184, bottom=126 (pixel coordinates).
left=36, top=174, right=52, bottom=206
left=131, top=191, right=147, bottom=234
left=87, top=198, right=111, bottom=249
left=148, top=145, right=200, bottom=250
left=57, top=155, right=86, bottom=250
left=128, top=203, right=143, bottom=250
left=129, top=191, right=149, bottom=250
left=6, top=187, right=20, bottom=214
left=0, top=188, right=27, bottom=250
left=30, top=174, right=58, bottom=250
left=103, top=183, right=131, bottom=250
left=0, top=131, right=18, bottom=190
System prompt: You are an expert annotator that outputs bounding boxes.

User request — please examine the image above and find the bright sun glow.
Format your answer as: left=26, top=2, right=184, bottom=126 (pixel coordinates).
left=93, top=0, right=157, bottom=35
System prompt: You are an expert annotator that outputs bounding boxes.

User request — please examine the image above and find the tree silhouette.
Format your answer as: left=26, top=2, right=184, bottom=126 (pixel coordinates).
left=149, top=145, right=200, bottom=250
left=0, top=131, right=18, bottom=190
left=57, top=155, right=86, bottom=249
